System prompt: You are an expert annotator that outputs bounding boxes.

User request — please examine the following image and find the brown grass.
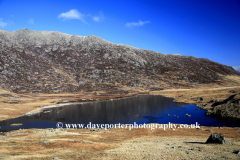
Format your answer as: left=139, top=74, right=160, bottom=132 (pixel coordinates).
left=0, top=126, right=240, bottom=159
left=150, top=86, right=240, bottom=105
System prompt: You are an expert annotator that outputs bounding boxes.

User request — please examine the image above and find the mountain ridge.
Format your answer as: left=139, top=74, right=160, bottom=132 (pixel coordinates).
left=0, top=29, right=239, bottom=94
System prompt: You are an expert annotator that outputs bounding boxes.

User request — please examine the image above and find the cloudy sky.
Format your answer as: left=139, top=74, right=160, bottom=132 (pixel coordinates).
left=0, top=0, right=240, bottom=71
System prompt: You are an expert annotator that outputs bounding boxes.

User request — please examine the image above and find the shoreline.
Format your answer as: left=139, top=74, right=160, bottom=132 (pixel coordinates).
left=0, top=86, right=240, bottom=122
left=22, top=93, right=149, bottom=118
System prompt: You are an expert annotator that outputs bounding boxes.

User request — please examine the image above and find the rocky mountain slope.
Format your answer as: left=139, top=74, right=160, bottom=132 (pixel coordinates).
left=206, top=92, right=240, bottom=118
left=0, top=28, right=239, bottom=94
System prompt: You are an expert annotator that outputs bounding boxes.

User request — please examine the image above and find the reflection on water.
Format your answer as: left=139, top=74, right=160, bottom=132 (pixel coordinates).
left=0, top=95, right=239, bottom=131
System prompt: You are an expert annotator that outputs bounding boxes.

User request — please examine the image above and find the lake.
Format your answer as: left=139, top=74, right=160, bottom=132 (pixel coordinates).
left=0, top=95, right=239, bottom=131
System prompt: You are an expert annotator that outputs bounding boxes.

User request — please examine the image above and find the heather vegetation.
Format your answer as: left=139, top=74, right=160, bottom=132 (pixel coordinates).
left=0, top=29, right=239, bottom=94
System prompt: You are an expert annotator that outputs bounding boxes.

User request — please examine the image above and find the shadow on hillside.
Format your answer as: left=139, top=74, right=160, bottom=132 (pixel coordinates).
left=211, top=94, right=237, bottom=107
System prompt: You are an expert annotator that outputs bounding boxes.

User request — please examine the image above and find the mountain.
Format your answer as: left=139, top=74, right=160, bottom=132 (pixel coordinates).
left=0, top=28, right=239, bottom=94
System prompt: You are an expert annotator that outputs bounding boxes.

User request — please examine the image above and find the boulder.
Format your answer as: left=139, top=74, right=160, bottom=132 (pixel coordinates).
left=205, top=134, right=230, bottom=144
left=233, top=150, right=240, bottom=154
left=205, top=129, right=212, bottom=132
left=229, top=90, right=236, bottom=93
left=185, top=113, right=191, bottom=117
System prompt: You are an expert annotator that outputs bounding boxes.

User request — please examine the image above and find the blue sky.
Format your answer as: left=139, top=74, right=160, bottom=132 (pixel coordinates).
left=0, top=0, right=240, bottom=71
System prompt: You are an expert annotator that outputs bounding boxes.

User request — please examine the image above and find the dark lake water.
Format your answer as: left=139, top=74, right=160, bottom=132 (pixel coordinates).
left=0, top=95, right=240, bottom=131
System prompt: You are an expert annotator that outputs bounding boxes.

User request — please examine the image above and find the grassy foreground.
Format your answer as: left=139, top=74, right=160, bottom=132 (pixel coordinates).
left=0, top=126, right=240, bottom=159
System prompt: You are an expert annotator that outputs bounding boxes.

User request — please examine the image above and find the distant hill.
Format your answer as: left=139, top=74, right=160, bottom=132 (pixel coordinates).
left=233, top=66, right=240, bottom=72
left=0, top=29, right=239, bottom=94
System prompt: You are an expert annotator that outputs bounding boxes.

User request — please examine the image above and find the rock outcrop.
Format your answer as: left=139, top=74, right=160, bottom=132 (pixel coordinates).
left=205, top=94, right=240, bottom=118
left=206, top=134, right=231, bottom=144
left=0, top=29, right=239, bottom=94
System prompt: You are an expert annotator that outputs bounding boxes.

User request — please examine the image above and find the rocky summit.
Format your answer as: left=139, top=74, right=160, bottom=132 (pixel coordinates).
left=0, top=28, right=239, bottom=94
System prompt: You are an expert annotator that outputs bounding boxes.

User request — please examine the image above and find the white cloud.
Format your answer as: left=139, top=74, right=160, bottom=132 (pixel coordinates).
left=58, top=9, right=86, bottom=23
left=125, top=20, right=150, bottom=28
left=28, top=18, right=34, bottom=24
left=233, top=66, right=240, bottom=71
left=93, top=12, right=105, bottom=22
left=93, top=16, right=100, bottom=22
left=0, top=18, right=8, bottom=28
